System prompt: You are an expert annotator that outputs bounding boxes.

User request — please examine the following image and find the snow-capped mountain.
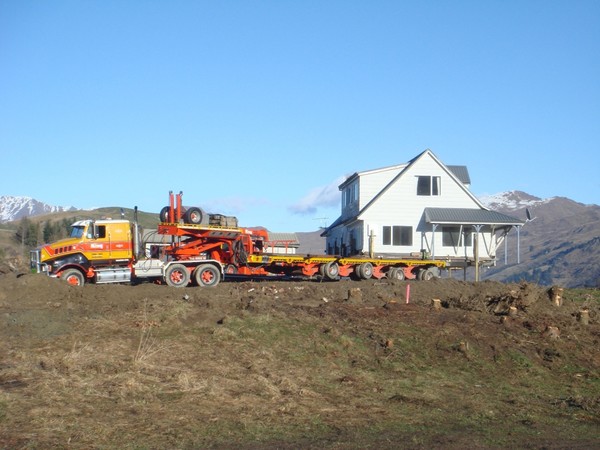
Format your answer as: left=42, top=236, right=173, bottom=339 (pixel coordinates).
left=477, top=191, right=600, bottom=288
left=0, top=195, right=77, bottom=223
left=478, top=190, right=551, bottom=211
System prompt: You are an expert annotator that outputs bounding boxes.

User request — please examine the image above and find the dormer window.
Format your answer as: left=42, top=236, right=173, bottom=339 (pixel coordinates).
left=343, top=181, right=358, bottom=208
left=417, top=176, right=441, bottom=196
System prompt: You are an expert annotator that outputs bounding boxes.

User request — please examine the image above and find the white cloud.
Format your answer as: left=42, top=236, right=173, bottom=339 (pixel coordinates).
left=202, top=196, right=270, bottom=215
left=289, top=176, right=346, bottom=215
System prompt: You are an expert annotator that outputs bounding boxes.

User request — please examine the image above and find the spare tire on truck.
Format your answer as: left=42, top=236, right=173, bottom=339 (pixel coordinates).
left=159, top=206, right=171, bottom=223
left=184, top=207, right=205, bottom=225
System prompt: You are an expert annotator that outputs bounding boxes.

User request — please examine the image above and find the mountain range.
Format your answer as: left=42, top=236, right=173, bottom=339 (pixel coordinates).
left=1, top=192, right=598, bottom=287
left=0, top=195, right=76, bottom=223
left=478, top=191, right=600, bottom=288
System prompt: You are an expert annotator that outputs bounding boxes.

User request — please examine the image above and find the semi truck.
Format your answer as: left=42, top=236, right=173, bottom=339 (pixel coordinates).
left=30, top=191, right=446, bottom=287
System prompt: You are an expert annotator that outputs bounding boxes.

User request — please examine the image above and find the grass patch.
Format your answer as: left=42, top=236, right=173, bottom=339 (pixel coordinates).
left=1, top=281, right=599, bottom=449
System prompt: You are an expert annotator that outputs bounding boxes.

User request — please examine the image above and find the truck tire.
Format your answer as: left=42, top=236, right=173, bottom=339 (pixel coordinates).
left=427, top=266, right=441, bottom=279
left=193, top=264, right=221, bottom=287
left=61, top=268, right=85, bottom=286
left=165, top=264, right=190, bottom=287
left=160, top=206, right=170, bottom=223
left=184, top=207, right=204, bottom=224
left=420, top=267, right=439, bottom=281
left=224, top=264, right=238, bottom=275
left=387, top=267, right=405, bottom=281
left=353, top=264, right=362, bottom=280
left=322, top=262, right=339, bottom=281
left=358, top=262, right=373, bottom=280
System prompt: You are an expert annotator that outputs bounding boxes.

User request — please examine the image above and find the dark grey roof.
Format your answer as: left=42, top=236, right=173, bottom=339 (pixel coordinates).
left=424, top=208, right=524, bottom=225
left=447, top=165, right=471, bottom=185
left=267, top=232, right=300, bottom=246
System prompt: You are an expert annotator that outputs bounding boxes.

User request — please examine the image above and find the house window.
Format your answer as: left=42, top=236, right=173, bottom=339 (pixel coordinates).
left=442, top=226, right=472, bottom=247
left=343, top=181, right=359, bottom=208
left=382, top=226, right=412, bottom=246
left=417, top=176, right=441, bottom=196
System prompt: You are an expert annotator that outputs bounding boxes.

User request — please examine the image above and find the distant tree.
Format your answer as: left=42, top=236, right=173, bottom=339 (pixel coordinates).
left=15, top=217, right=39, bottom=248
left=42, top=221, right=61, bottom=243
left=61, top=218, right=73, bottom=238
left=43, top=221, right=54, bottom=243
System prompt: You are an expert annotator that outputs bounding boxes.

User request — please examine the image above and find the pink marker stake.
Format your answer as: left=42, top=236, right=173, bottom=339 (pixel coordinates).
left=406, top=284, right=411, bottom=304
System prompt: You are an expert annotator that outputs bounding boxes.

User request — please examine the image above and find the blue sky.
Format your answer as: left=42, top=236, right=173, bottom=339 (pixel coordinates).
left=1, top=1, right=598, bottom=231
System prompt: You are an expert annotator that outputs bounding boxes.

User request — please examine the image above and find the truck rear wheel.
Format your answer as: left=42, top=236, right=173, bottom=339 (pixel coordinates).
left=224, top=264, right=238, bottom=274
left=193, top=264, right=220, bottom=287
left=165, top=264, right=190, bottom=287
left=62, top=268, right=85, bottom=286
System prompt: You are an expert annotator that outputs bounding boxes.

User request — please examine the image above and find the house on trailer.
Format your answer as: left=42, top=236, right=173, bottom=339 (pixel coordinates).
left=321, top=149, right=524, bottom=267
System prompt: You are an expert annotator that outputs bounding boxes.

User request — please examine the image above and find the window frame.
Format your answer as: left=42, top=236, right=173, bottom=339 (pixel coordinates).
left=382, top=225, right=413, bottom=246
left=442, top=226, right=472, bottom=247
left=417, top=176, right=441, bottom=196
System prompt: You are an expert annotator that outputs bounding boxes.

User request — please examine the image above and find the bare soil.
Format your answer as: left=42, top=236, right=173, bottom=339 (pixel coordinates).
left=0, top=271, right=599, bottom=449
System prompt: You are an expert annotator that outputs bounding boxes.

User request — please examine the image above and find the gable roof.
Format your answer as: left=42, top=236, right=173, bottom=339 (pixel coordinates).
left=424, top=208, right=524, bottom=226
left=356, top=149, right=485, bottom=218
left=339, top=163, right=408, bottom=190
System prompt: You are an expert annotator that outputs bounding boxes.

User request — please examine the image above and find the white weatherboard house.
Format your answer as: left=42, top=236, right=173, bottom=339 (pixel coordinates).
left=321, top=150, right=524, bottom=266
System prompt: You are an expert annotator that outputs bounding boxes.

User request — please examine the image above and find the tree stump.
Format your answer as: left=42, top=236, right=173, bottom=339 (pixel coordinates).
left=578, top=309, right=590, bottom=326
left=432, top=298, right=441, bottom=310
left=347, top=287, right=362, bottom=303
left=549, top=286, right=563, bottom=307
left=544, top=325, right=560, bottom=340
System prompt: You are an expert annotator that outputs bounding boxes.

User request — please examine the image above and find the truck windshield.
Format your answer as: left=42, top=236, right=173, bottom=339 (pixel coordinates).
left=70, top=226, right=86, bottom=239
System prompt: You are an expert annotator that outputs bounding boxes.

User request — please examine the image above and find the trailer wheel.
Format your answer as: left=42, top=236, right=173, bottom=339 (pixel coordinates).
left=194, top=264, right=220, bottom=287
left=358, top=262, right=373, bottom=280
left=322, top=262, right=339, bottom=280
left=165, top=264, right=190, bottom=287
left=353, top=264, right=363, bottom=280
left=420, top=267, right=439, bottom=281
left=387, top=267, right=405, bottom=280
left=184, top=207, right=204, bottom=224
left=318, top=264, right=326, bottom=278
left=62, top=269, right=85, bottom=286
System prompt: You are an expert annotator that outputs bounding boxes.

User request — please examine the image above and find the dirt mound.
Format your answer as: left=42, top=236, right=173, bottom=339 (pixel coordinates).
left=0, top=273, right=598, bottom=449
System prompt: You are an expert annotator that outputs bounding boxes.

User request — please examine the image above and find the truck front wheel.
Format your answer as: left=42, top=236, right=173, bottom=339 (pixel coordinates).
left=61, top=269, right=85, bottom=286
left=165, top=264, right=190, bottom=287
left=194, top=264, right=220, bottom=287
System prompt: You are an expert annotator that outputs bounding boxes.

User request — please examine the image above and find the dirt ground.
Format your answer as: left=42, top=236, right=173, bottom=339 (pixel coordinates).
left=0, top=270, right=599, bottom=449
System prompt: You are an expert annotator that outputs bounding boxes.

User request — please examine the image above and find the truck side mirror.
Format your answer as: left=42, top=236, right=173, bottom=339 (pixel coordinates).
left=86, top=223, right=99, bottom=239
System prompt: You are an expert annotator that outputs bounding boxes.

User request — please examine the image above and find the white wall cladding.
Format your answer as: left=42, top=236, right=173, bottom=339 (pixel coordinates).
left=357, top=165, right=405, bottom=210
